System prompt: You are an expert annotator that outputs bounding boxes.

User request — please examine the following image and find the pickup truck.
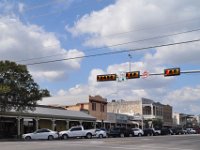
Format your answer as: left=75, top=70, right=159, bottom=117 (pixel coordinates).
left=59, top=126, right=95, bottom=139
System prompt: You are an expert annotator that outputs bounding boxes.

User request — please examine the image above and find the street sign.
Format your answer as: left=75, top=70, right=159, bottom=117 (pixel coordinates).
left=142, top=71, right=149, bottom=78
left=117, top=72, right=126, bottom=82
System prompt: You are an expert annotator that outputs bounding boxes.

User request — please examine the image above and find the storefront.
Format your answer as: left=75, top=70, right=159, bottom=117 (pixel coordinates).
left=0, top=105, right=96, bottom=139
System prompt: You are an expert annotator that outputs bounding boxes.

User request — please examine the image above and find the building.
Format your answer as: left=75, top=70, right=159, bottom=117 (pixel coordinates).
left=0, top=105, right=96, bottom=139
left=163, top=105, right=173, bottom=127
left=64, top=95, right=140, bottom=129
left=65, top=95, right=107, bottom=121
left=107, top=98, right=173, bottom=128
left=107, top=113, right=139, bottom=128
left=173, top=112, right=198, bottom=128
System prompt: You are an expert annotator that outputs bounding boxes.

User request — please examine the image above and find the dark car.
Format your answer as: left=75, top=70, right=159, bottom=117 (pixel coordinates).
left=171, top=128, right=187, bottom=135
left=143, top=128, right=154, bottom=136
left=161, top=128, right=172, bottom=135
left=107, top=127, right=132, bottom=138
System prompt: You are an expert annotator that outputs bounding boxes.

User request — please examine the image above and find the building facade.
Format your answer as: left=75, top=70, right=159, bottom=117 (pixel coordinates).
left=0, top=105, right=96, bottom=139
left=107, top=98, right=173, bottom=128
left=65, top=95, right=107, bottom=121
left=173, top=112, right=198, bottom=128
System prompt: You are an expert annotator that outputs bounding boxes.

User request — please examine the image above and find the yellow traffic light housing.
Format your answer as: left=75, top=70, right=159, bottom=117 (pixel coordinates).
left=97, top=74, right=117, bottom=82
left=126, top=71, right=140, bottom=79
left=164, top=68, right=180, bottom=77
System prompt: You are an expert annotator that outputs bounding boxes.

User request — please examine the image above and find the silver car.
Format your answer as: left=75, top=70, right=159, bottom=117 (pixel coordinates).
left=22, top=128, right=59, bottom=140
left=95, top=129, right=107, bottom=138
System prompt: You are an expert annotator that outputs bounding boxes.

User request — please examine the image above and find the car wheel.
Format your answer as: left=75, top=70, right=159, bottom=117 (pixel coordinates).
left=99, top=134, right=103, bottom=139
left=120, top=133, right=124, bottom=138
left=62, top=134, right=68, bottom=140
left=25, top=136, right=31, bottom=141
left=138, top=133, right=142, bottom=137
left=48, top=135, right=54, bottom=140
left=86, top=133, right=92, bottom=139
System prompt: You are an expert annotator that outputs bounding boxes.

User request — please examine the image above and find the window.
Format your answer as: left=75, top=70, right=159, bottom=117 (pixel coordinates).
left=36, top=129, right=50, bottom=133
left=71, top=127, right=82, bottom=131
left=100, top=104, right=105, bottom=112
left=92, top=102, right=96, bottom=111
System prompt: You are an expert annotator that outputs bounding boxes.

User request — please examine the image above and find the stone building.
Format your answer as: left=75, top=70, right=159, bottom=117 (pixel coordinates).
left=173, top=112, right=198, bottom=128
left=107, top=98, right=173, bottom=128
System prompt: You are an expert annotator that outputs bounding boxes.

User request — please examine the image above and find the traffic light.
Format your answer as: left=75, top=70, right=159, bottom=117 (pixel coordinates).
left=164, top=68, right=180, bottom=77
left=97, top=74, right=117, bottom=82
left=126, top=71, right=140, bottom=79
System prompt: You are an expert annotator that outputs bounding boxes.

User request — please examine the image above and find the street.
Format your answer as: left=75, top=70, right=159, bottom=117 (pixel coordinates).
left=1, top=134, right=200, bottom=150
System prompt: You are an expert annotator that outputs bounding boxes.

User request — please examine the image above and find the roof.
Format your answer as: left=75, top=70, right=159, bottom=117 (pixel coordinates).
left=3, top=106, right=96, bottom=121
left=38, top=95, right=89, bottom=106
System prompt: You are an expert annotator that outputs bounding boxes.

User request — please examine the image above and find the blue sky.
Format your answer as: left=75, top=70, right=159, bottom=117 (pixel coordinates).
left=0, top=0, right=200, bottom=114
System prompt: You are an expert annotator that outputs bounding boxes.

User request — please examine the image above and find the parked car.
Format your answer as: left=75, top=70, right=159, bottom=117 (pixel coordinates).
left=170, top=128, right=187, bottom=135
left=143, top=128, right=154, bottom=136
left=94, top=129, right=107, bottom=138
left=152, top=128, right=161, bottom=136
left=186, top=128, right=196, bottom=134
left=59, top=125, right=95, bottom=139
left=160, top=128, right=172, bottom=135
left=22, top=128, right=59, bottom=140
left=107, top=127, right=132, bottom=138
left=131, top=128, right=144, bottom=137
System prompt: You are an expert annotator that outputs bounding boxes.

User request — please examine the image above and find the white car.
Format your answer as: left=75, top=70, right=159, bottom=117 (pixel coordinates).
left=95, top=129, right=107, bottom=138
left=59, top=126, right=95, bottom=139
left=22, top=128, right=59, bottom=140
left=132, top=128, right=144, bottom=137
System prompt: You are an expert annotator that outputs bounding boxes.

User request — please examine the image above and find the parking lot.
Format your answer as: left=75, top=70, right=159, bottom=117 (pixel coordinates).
left=1, top=134, right=200, bottom=150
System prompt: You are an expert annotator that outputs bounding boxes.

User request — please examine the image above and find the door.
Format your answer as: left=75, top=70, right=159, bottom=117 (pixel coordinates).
left=69, top=127, right=82, bottom=137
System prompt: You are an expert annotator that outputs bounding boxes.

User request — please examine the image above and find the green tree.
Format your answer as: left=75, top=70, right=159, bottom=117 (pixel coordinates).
left=152, top=118, right=163, bottom=129
left=40, top=89, right=51, bottom=97
left=0, top=60, right=50, bottom=112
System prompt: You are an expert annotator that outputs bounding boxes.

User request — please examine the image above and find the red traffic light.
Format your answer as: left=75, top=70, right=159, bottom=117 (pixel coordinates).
left=164, top=68, right=180, bottom=77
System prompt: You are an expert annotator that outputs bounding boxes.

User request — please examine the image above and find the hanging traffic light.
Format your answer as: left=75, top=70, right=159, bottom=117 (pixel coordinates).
left=164, top=68, right=180, bottom=77
left=126, top=71, right=140, bottom=79
left=97, top=74, right=117, bottom=82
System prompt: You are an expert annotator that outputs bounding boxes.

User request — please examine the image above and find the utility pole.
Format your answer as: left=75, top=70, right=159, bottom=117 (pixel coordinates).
left=128, top=53, right=132, bottom=72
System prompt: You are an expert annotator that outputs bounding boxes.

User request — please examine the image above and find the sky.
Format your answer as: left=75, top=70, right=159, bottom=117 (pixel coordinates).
left=0, top=0, right=200, bottom=114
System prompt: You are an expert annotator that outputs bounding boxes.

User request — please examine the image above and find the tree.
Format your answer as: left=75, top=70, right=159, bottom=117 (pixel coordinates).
left=0, top=60, right=50, bottom=112
left=152, top=118, right=163, bottom=129
left=40, top=89, right=51, bottom=97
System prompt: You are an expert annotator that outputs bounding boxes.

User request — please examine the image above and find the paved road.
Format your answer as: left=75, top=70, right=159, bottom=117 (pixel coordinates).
left=1, top=134, right=200, bottom=150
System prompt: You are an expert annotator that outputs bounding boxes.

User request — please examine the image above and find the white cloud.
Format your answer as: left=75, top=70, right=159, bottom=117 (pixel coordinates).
left=18, top=3, right=25, bottom=13
left=163, top=86, right=200, bottom=114
left=61, top=0, right=200, bottom=115
left=67, top=0, right=200, bottom=64
left=0, top=16, right=85, bottom=81
left=164, top=86, right=200, bottom=104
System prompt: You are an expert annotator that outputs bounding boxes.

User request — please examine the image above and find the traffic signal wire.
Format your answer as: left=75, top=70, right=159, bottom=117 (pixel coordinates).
left=16, top=27, right=200, bottom=63
left=25, top=38, right=200, bottom=66
left=141, top=70, right=200, bottom=77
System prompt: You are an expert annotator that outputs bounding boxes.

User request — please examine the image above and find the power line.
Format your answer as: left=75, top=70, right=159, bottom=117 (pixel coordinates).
left=24, top=0, right=65, bottom=11
left=16, top=27, right=200, bottom=63
left=25, top=38, right=200, bottom=66
left=30, top=1, right=93, bottom=19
